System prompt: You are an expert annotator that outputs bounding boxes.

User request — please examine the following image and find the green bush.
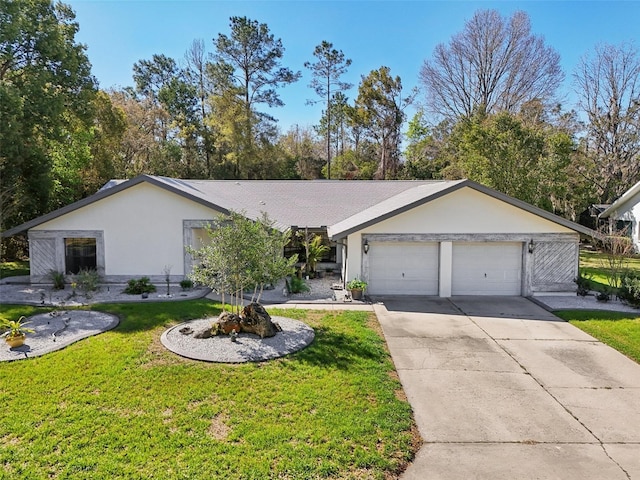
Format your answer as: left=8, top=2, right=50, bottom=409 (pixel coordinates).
left=124, top=277, right=157, bottom=295
left=287, top=276, right=309, bottom=294
left=75, top=268, right=101, bottom=292
left=48, top=270, right=65, bottom=290
left=618, top=273, right=640, bottom=307
left=179, top=278, right=193, bottom=290
left=575, top=270, right=592, bottom=296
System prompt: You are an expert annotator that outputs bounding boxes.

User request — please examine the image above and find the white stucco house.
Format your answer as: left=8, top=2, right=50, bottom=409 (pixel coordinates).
left=599, top=180, right=640, bottom=253
left=2, top=175, right=594, bottom=297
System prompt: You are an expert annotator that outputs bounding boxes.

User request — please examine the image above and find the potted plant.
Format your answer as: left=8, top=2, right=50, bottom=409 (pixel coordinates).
left=1, top=316, right=35, bottom=348
left=347, top=278, right=368, bottom=301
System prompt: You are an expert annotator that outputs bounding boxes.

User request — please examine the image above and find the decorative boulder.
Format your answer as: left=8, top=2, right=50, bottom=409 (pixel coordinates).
left=240, top=302, right=282, bottom=338
left=218, top=311, right=242, bottom=334
left=193, top=327, right=215, bottom=339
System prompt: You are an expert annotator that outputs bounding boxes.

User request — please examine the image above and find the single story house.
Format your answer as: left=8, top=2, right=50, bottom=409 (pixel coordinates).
left=599, top=180, right=640, bottom=253
left=2, top=175, right=594, bottom=297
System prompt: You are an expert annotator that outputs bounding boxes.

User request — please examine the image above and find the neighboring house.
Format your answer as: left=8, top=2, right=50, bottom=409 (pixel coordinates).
left=1, top=175, right=594, bottom=297
left=599, top=180, right=640, bottom=253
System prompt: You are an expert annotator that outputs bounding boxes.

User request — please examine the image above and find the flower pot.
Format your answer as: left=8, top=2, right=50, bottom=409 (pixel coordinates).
left=6, top=334, right=26, bottom=348
left=350, top=288, right=364, bottom=301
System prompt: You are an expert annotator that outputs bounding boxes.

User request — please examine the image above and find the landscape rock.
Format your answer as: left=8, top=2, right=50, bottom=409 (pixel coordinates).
left=218, top=311, right=242, bottom=334
left=240, top=302, right=282, bottom=338
left=193, top=327, right=214, bottom=339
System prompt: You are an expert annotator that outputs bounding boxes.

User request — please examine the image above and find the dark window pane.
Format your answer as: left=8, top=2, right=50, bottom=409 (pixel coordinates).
left=65, top=238, right=97, bottom=274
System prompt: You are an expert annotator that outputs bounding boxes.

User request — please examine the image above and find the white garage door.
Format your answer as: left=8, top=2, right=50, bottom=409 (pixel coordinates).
left=368, top=242, right=439, bottom=295
left=452, top=242, right=522, bottom=295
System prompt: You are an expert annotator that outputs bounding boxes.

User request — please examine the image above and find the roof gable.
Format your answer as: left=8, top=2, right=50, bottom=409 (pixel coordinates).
left=328, top=180, right=594, bottom=239
left=600, top=180, right=640, bottom=218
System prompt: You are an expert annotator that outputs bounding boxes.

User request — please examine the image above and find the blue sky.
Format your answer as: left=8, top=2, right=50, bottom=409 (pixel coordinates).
left=66, top=1, right=639, bottom=132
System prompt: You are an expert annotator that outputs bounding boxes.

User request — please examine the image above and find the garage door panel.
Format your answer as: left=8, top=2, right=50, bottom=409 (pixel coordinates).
left=452, top=243, right=522, bottom=295
left=368, top=242, right=439, bottom=295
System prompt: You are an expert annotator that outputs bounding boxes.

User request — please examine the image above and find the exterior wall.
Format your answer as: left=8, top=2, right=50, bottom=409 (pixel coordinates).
left=634, top=203, right=640, bottom=253
left=531, top=241, right=579, bottom=294
left=31, top=183, right=220, bottom=281
left=29, top=230, right=105, bottom=283
left=344, top=187, right=579, bottom=296
left=363, top=188, right=574, bottom=235
left=605, top=189, right=640, bottom=253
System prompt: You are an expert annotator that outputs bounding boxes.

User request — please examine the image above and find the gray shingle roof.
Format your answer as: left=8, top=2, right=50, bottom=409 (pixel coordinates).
left=2, top=174, right=595, bottom=238
left=148, top=176, right=448, bottom=230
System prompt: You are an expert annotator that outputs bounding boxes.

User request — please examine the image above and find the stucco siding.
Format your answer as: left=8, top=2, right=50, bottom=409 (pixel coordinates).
left=363, top=188, right=574, bottom=235
left=33, top=183, right=219, bottom=277
left=634, top=203, right=640, bottom=252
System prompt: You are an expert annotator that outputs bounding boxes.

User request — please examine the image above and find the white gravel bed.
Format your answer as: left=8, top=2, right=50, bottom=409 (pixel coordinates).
left=0, top=283, right=210, bottom=306
left=1, top=310, right=119, bottom=362
left=535, top=294, right=640, bottom=313
left=161, top=316, right=315, bottom=363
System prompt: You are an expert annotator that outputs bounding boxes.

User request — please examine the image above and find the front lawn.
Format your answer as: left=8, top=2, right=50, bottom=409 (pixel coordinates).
left=0, top=300, right=417, bottom=479
left=579, top=250, right=640, bottom=291
left=0, top=260, right=29, bottom=279
left=554, top=309, right=640, bottom=364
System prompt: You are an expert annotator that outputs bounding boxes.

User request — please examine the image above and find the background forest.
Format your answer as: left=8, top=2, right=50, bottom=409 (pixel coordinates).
left=1, top=1, right=639, bottom=245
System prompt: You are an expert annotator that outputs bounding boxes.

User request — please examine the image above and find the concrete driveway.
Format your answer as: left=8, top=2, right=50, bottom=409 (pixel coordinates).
left=373, top=296, right=640, bottom=480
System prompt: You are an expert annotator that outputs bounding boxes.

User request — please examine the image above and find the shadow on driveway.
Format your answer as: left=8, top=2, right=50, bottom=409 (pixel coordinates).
left=374, top=295, right=562, bottom=321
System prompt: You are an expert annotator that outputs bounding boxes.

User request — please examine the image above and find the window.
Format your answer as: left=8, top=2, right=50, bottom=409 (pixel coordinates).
left=65, top=238, right=97, bottom=274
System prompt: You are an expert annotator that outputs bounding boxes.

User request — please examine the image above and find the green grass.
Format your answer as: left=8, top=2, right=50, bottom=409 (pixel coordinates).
left=0, top=261, right=29, bottom=279
left=579, top=250, right=640, bottom=291
left=555, top=309, right=640, bottom=364
left=0, top=300, right=417, bottom=479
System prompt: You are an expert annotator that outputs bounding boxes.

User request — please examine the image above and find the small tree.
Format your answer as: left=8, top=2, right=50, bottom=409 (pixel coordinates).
left=597, top=224, right=635, bottom=289
left=188, top=211, right=297, bottom=313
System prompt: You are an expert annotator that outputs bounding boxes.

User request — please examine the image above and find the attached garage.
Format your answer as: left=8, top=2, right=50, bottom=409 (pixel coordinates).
left=451, top=242, right=522, bottom=295
left=330, top=180, right=593, bottom=298
left=367, top=242, right=439, bottom=295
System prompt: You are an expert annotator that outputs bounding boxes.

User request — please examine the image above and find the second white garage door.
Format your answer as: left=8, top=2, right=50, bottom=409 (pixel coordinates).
left=452, top=242, right=522, bottom=295
left=368, top=242, right=439, bottom=295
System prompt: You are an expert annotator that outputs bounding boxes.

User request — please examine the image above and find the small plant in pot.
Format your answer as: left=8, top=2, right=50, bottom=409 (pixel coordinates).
left=1, top=316, right=35, bottom=348
left=347, top=278, right=368, bottom=301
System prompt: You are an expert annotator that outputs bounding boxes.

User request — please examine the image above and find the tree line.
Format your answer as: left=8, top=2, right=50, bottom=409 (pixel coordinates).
left=1, top=1, right=639, bottom=237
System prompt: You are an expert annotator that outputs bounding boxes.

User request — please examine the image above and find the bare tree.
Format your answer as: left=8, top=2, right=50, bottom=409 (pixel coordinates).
left=184, top=39, right=215, bottom=177
left=305, top=41, right=352, bottom=179
left=420, top=10, right=563, bottom=119
left=574, top=42, right=640, bottom=203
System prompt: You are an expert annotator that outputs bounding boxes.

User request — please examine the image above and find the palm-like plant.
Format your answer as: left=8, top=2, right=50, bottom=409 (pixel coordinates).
left=1, top=316, right=35, bottom=340
left=305, top=235, right=330, bottom=275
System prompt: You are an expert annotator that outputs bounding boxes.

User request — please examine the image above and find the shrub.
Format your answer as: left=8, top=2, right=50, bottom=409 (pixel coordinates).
left=48, top=270, right=65, bottom=290
left=618, top=273, right=640, bottom=307
left=124, top=277, right=157, bottom=295
left=75, top=268, right=101, bottom=293
left=286, top=276, right=309, bottom=294
left=575, top=271, right=592, bottom=296
left=180, top=279, right=193, bottom=290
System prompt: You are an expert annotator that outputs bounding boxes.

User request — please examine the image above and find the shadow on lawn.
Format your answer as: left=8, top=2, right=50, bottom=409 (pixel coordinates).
left=91, top=299, right=222, bottom=333
left=294, top=325, right=385, bottom=370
